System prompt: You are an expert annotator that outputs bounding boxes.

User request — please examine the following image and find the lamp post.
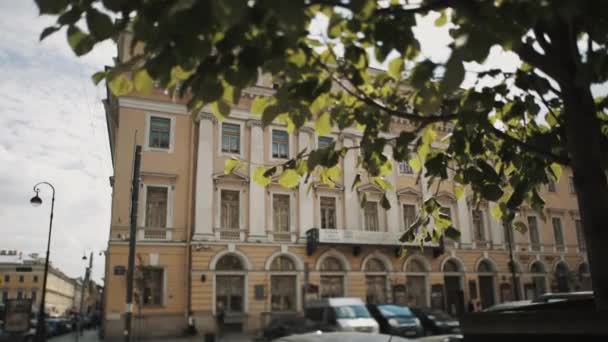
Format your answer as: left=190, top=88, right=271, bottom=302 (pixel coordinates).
left=30, top=182, right=55, bottom=342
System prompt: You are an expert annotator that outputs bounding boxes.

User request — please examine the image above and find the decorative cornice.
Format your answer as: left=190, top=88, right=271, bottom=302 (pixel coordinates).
left=140, top=171, right=178, bottom=182
left=246, top=119, right=263, bottom=127
left=119, top=97, right=188, bottom=115
left=198, top=112, right=217, bottom=123
left=298, top=126, right=315, bottom=134
left=357, top=183, right=384, bottom=194
left=396, top=187, right=421, bottom=197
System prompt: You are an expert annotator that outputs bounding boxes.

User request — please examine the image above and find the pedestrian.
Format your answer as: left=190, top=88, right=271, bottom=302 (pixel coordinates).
left=187, top=310, right=197, bottom=336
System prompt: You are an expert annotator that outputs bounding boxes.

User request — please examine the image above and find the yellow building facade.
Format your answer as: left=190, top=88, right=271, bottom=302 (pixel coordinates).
left=102, top=41, right=591, bottom=340
left=0, top=251, right=79, bottom=316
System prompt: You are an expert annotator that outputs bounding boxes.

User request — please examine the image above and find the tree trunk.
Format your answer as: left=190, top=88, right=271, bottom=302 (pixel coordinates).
left=562, top=82, right=608, bottom=312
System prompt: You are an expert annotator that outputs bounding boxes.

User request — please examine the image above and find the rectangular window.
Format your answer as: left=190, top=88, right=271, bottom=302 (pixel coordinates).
left=320, top=196, right=337, bottom=229
left=19, top=275, right=24, bottom=283
left=148, top=116, right=171, bottom=149
left=569, top=177, right=576, bottom=193
left=552, top=217, right=565, bottom=250
left=528, top=216, right=541, bottom=251
left=221, top=123, right=240, bottom=154
left=472, top=209, right=485, bottom=241
left=318, top=136, right=334, bottom=149
left=273, top=194, right=290, bottom=233
left=4, top=275, right=9, bottom=283
left=31, top=291, right=37, bottom=302
left=145, top=186, right=168, bottom=228
left=575, top=220, right=586, bottom=252
left=271, top=275, right=297, bottom=311
left=272, top=130, right=289, bottom=159
left=364, top=202, right=379, bottom=232
left=33, top=275, right=38, bottom=283
left=398, top=161, right=413, bottom=175
left=403, top=204, right=416, bottom=230
left=221, top=190, right=240, bottom=229
left=17, top=290, right=23, bottom=300
left=141, top=267, right=163, bottom=306
left=547, top=181, right=557, bottom=193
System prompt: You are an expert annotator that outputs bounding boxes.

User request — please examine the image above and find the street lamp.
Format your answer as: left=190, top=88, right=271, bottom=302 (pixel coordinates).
left=30, top=182, right=55, bottom=342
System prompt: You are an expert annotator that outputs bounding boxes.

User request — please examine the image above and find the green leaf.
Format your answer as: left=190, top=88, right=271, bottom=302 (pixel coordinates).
left=434, top=11, right=448, bottom=27
left=454, top=184, right=465, bottom=200
left=490, top=203, right=503, bottom=220
left=251, top=96, right=270, bottom=115
left=279, top=169, right=301, bottom=188
left=373, top=177, right=393, bottom=191
left=434, top=214, right=450, bottom=230
left=315, top=112, right=332, bottom=136
left=381, top=194, right=391, bottom=210
left=253, top=166, right=272, bottom=187
left=409, top=154, right=422, bottom=173
left=388, top=57, right=404, bottom=80
left=91, top=71, right=107, bottom=85
left=513, top=221, right=527, bottom=234
left=445, top=226, right=461, bottom=240
left=549, top=163, right=562, bottom=181
left=440, top=55, right=465, bottom=94
left=288, top=49, right=307, bottom=67
left=86, top=8, right=114, bottom=40
left=224, top=159, right=240, bottom=175
left=108, top=73, right=133, bottom=96
left=326, top=166, right=341, bottom=181
left=379, top=160, right=393, bottom=176
left=67, top=25, right=95, bottom=56
left=482, top=184, right=504, bottom=202
left=35, top=0, right=68, bottom=14
left=211, top=100, right=230, bottom=120
left=134, top=69, right=154, bottom=93
left=40, top=26, right=59, bottom=41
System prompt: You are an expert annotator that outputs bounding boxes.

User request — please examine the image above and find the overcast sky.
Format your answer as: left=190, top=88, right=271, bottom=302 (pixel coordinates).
left=0, top=1, right=114, bottom=283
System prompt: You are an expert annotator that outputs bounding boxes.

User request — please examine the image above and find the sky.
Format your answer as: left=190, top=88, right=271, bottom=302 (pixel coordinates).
left=0, top=1, right=115, bottom=283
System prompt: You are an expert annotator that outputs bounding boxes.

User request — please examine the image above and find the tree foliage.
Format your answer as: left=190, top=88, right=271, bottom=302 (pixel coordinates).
left=36, top=0, right=608, bottom=280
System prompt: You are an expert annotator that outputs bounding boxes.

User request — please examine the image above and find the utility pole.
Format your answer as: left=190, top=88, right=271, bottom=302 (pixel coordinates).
left=504, top=220, right=521, bottom=301
left=124, top=145, right=142, bottom=342
left=76, top=252, right=93, bottom=342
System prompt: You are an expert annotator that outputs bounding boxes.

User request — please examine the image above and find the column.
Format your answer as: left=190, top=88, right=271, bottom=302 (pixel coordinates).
left=194, top=113, right=215, bottom=239
left=384, top=146, right=400, bottom=232
left=248, top=119, right=267, bottom=241
left=342, top=134, right=360, bottom=230
left=298, top=128, right=315, bottom=239
left=456, top=195, right=472, bottom=244
left=488, top=203, right=504, bottom=245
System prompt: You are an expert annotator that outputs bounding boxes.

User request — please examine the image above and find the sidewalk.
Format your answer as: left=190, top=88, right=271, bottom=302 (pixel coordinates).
left=49, top=330, right=255, bottom=342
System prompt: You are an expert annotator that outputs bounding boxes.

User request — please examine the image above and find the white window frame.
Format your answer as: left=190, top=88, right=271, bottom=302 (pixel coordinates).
left=471, top=208, right=487, bottom=242
left=317, top=193, right=342, bottom=230
left=400, top=202, right=418, bottom=231
left=268, top=255, right=301, bottom=312
left=139, top=184, right=174, bottom=229
left=270, top=191, right=296, bottom=239
left=214, top=185, right=245, bottom=232
left=144, top=113, right=176, bottom=153
left=527, top=215, right=542, bottom=251
left=218, top=119, right=244, bottom=157
left=551, top=216, right=565, bottom=251
left=397, top=161, right=415, bottom=176
left=269, top=127, right=294, bottom=161
left=362, top=200, right=382, bottom=232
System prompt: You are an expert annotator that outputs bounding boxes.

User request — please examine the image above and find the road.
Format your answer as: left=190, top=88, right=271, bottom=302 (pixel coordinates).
left=49, top=330, right=255, bottom=342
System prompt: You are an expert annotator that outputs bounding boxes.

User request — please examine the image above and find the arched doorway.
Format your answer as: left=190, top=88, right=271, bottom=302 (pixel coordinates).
left=554, top=262, right=570, bottom=293
left=214, top=253, right=247, bottom=332
left=578, top=263, right=592, bottom=291
left=364, top=258, right=388, bottom=304
left=477, top=259, right=497, bottom=309
left=269, top=255, right=298, bottom=312
left=442, top=258, right=464, bottom=316
left=526, top=261, right=547, bottom=299
left=405, top=258, right=429, bottom=307
left=319, top=256, right=347, bottom=298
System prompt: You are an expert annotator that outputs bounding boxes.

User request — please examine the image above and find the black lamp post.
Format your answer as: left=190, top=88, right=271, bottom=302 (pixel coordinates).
left=30, top=182, right=55, bottom=342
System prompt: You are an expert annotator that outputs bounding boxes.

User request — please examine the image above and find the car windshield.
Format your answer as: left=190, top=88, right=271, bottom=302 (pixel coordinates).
left=334, top=305, right=371, bottom=319
left=425, top=309, right=453, bottom=321
left=378, top=305, right=414, bottom=318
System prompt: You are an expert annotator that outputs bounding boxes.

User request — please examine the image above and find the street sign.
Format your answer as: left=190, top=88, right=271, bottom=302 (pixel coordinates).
left=114, top=265, right=126, bottom=275
left=4, top=299, right=32, bottom=333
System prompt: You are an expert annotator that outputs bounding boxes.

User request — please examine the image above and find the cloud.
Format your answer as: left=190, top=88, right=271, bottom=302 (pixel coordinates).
left=0, top=1, right=114, bottom=282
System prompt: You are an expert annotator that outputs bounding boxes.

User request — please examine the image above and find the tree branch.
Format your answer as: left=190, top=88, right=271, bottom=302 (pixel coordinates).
left=489, top=126, right=570, bottom=165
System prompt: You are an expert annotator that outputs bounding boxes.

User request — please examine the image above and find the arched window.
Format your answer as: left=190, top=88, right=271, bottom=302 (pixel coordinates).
left=578, top=263, right=592, bottom=291
left=270, top=256, right=295, bottom=271
left=530, top=261, right=546, bottom=273
left=443, top=259, right=462, bottom=273
left=528, top=261, right=547, bottom=299
left=321, top=257, right=345, bottom=272
left=555, top=262, right=570, bottom=292
left=406, top=259, right=427, bottom=273
left=365, top=258, right=387, bottom=272
left=216, top=254, right=244, bottom=271
left=477, top=260, right=495, bottom=273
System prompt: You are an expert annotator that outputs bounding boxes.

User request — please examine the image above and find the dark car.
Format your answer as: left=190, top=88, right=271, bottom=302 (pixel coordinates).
left=263, top=315, right=320, bottom=340
left=366, top=304, right=423, bottom=338
left=410, top=308, right=460, bottom=336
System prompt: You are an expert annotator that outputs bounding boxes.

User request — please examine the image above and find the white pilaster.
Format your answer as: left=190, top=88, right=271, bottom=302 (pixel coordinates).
left=384, top=146, right=400, bottom=232
left=194, top=113, right=215, bottom=239
left=342, top=135, right=360, bottom=230
left=248, top=120, right=267, bottom=241
left=456, top=195, right=472, bottom=243
left=488, top=202, right=503, bottom=245
left=298, top=128, right=315, bottom=238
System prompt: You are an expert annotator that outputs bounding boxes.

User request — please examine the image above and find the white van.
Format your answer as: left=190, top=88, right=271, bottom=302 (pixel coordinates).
left=305, top=298, right=379, bottom=334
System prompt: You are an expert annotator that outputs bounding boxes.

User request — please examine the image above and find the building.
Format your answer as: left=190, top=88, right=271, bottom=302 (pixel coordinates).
left=0, top=250, right=80, bottom=317
left=101, top=36, right=591, bottom=340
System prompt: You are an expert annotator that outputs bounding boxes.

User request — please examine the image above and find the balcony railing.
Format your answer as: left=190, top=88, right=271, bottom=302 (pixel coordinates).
left=110, top=225, right=182, bottom=241
left=138, top=227, right=173, bottom=241
left=213, top=227, right=247, bottom=241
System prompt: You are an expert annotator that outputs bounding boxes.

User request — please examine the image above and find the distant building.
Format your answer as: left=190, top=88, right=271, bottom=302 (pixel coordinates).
left=0, top=250, right=79, bottom=316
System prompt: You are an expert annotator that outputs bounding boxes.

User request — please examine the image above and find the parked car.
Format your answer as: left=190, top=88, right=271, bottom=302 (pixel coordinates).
left=532, top=291, right=593, bottom=304
left=272, top=331, right=411, bottom=342
left=263, top=314, right=320, bottom=340
left=305, top=298, right=379, bottom=334
left=483, top=300, right=534, bottom=312
left=410, top=308, right=460, bottom=335
left=366, top=304, right=423, bottom=338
